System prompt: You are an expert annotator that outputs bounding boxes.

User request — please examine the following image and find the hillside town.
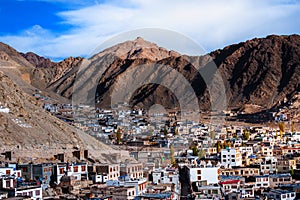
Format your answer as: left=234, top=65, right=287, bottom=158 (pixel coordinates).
left=0, top=101, right=299, bottom=200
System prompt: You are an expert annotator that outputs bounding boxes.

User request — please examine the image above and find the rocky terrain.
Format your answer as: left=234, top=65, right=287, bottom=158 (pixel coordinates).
left=0, top=46, right=130, bottom=162
left=0, top=34, right=299, bottom=159
left=1, top=34, right=300, bottom=117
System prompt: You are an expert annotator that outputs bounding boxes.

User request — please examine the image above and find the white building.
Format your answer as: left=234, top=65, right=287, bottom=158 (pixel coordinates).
left=152, top=167, right=180, bottom=197
left=15, top=186, right=43, bottom=200
left=255, top=175, right=270, bottom=188
left=0, top=167, right=22, bottom=178
left=53, top=163, right=88, bottom=184
left=187, top=166, right=220, bottom=185
left=238, top=146, right=253, bottom=156
left=221, top=148, right=242, bottom=167
left=266, top=189, right=296, bottom=200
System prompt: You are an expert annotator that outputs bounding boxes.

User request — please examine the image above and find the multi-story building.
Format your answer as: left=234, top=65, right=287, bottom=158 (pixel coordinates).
left=221, top=148, right=242, bottom=167
left=265, top=189, right=296, bottom=200
left=260, top=157, right=277, bottom=174
left=151, top=167, right=180, bottom=197
left=277, top=159, right=296, bottom=173
left=186, top=165, right=220, bottom=186
left=18, top=163, right=53, bottom=186
left=219, top=179, right=240, bottom=194
left=88, top=163, right=120, bottom=182
left=269, top=174, right=292, bottom=187
left=0, top=167, right=22, bottom=178
left=255, top=175, right=270, bottom=188
left=15, top=185, right=43, bottom=200
left=52, top=163, right=88, bottom=185
left=120, top=162, right=143, bottom=180
left=261, top=146, right=274, bottom=157
left=221, top=167, right=260, bottom=177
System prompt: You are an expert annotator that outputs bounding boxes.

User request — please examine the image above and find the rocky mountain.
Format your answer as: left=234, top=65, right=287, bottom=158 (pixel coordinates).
left=0, top=71, right=124, bottom=160
left=211, top=34, right=300, bottom=113
left=72, top=35, right=300, bottom=114
left=2, top=34, right=300, bottom=115
left=0, top=44, right=133, bottom=162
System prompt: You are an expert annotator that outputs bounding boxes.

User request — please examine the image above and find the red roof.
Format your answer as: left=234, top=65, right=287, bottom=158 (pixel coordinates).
left=219, top=180, right=240, bottom=185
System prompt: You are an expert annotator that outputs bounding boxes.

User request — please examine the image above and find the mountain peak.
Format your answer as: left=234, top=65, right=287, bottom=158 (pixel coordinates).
left=93, top=37, right=180, bottom=61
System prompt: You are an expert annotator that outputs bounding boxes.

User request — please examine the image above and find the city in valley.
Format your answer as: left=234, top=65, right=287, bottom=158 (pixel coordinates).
left=0, top=1, right=300, bottom=200
left=0, top=96, right=300, bottom=199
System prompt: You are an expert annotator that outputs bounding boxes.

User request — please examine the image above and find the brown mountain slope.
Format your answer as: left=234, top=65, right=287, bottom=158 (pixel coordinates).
left=0, top=71, right=131, bottom=162
left=7, top=35, right=300, bottom=114
left=212, top=34, right=300, bottom=112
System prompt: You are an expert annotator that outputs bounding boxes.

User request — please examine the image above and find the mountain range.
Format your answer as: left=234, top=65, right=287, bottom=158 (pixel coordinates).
left=0, top=34, right=299, bottom=128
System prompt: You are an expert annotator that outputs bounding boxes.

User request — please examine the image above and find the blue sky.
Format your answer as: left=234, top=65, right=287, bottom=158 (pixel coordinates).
left=0, top=0, right=300, bottom=60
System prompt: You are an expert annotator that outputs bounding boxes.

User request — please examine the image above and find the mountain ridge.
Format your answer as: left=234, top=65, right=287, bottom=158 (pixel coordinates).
left=1, top=34, right=299, bottom=117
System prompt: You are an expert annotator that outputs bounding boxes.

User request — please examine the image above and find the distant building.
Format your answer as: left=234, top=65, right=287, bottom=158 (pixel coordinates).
left=221, top=148, right=242, bottom=167
left=264, top=189, right=296, bottom=200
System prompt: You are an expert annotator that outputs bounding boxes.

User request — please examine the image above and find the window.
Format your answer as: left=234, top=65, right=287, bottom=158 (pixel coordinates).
left=73, top=166, right=78, bottom=172
left=197, top=176, right=201, bottom=180
left=291, top=193, right=295, bottom=197
left=44, top=168, right=48, bottom=173
left=6, top=180, right=10, bottom=188
left=81, top=166, right=86, bottom=172
left=36, top=190, right=40, bottom=196
left=197, top=170, right=201, bottom=174
left=59, top=168, right=64, bottom=174
left=6, top=170, right=10, bottom=175
left=28, top=191, right=33, bottom=197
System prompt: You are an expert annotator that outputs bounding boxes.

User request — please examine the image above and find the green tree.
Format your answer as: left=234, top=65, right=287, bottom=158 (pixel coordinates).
left=189, top=144, right=199, bottom=156
left=170, top=145, right=176, bottom=166
left=174, top=128, right=179, bottom=136
left=210, top=130, right=215, bottom=141
left=116, top=129, right=122, bottom=144
left=198, top=149, right=206, bottom=159
left=279, top=122, right=285, bottom=138
left=291, top=121, right=295, bottom=133
left=243, top=130, right=250, bottom=140
left=214, top=140, right=222, bottom=153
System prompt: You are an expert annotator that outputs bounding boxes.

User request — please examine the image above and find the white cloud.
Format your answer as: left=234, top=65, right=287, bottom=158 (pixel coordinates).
left=1, top=0, right=300, bottom=60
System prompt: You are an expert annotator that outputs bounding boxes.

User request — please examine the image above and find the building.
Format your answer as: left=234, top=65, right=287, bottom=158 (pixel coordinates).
left=88, top=163, right=120, bottom=182
left=120, top=163, right=143, bottom=180
left=90, top=184, right=138, bottom=200
left=0, top=167, right=22, bottom=178
left=186, top=165, right=220, bottom=186
left=219, top=179, right=240, bottom=194
left=52, top=163, right=88, bottom=185
left=255, top=175, right=270, bottom=188
left=152, top=168, right=179, bottom=185
left=260, top=157, right=277, bottom=174
left=264, top=189, right=296, bottom=200
left=15, top=185, right=43, bottom=200
left=277, top=159, right=296, bottom=173
left=221, top=167, right=260, bottom=177
left=18, top=163, right=53, bottom=187
left=151, top=167, right=180, bottom=197
left=269, top=174, right=293, bottom=188
left=221, top=148, right=242, bottom=167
